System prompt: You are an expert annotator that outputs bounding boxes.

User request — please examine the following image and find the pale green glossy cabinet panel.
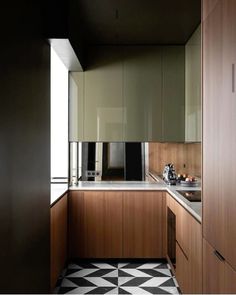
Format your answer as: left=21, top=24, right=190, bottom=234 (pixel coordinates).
left=69, top=72, right=84, bottom=141
left=123, top=47, right=162, bottom=141
left=84, top=47, right=123, bottom=141
left=69, top=46, right=185, bottom=142
left=162, top=47, right=185, bottom=142
left=185, top=26, right=201, bottom=142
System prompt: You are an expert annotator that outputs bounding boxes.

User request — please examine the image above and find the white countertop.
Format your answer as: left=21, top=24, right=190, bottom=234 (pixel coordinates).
left=51, top=183, right=68, bottom=205
left=69, top=177, right=201, bottom=223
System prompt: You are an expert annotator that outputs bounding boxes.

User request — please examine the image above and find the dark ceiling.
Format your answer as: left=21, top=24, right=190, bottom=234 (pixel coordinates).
left=76, top=0, right=201, bottom=45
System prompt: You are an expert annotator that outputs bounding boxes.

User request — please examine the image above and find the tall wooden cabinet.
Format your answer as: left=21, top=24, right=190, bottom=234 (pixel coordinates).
left=50, top=194, right=68, bottom=291
left=203, top=0, right=236, bottom=292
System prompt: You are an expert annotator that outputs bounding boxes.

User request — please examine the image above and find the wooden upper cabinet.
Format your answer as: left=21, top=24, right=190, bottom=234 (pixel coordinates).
left=69, top=191, right=123, bottom=258
left=123, top=46, right=162, bottom=141
left=51, top=194, right=68, bottom=291
left=162, top=46, right=185, bottom=142
left=123, top=191, right=164, bottom=258
left=203, top=0, right=236, bottom=270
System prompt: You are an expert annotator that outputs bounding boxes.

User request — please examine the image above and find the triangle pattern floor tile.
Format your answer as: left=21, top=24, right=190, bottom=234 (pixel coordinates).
left=142, top=286, right=171, bottom=294
left=159, top=278, right=176, bottom=287
left=58, top=287, right=78, bottom=294
left=66, top=269, right=98, bottom=278
left=103, top=270, right=118, bottom=277
left=85, top=277, right=117, bottom=287
left=66, top=287, right=96, bottom=294
left=159, top=286, right=180, bottom=294
left=119, top=286, right=153, bottom=294
left=67, top=277, right=97, bottom=287
left=92, top=263, right=117, bottom=269
left=140, top=277, right=171, bottom=287
left=86, top=287, right=118, bottom=294
left=61, top=278, right=78, bottom=288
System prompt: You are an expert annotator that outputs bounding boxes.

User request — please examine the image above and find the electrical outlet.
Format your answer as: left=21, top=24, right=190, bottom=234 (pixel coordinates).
left=86, top=170, right=101, bottom=177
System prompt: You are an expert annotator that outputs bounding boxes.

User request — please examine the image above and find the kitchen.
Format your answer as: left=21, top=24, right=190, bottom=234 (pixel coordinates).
left=1, top=0, right=236, bottom=294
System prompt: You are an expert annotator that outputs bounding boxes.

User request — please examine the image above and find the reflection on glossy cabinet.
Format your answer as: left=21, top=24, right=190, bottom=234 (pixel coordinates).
left=69, top=72, right=84, bottom=141
left=123, top=47, right=162, bottom=141
left=123, top=191, right=164, bottom=258
left=69, top=191, right=123, bottom=258
left=50, top=194, right=68, bottom=291
left=162, top=46, right=185, bottom=142
left=84, top=47, right=124, bottom=141
left=185, top=25, right=201, bottom=142
left=203, top=239, right=236, bottom=294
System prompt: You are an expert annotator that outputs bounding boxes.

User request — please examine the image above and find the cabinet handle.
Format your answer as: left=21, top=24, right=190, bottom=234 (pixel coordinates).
left=214, top=250, right=225, bottom=262
left=232, top=64, right=235, bottom=93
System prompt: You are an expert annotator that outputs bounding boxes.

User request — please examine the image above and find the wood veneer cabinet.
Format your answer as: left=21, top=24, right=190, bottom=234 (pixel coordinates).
left=203, top=0, right=236, bottom=274
left=69, top=191, right=123, bottom=258
left=50, top=194, right=68, bottom=291
left=203, top=239, right=236, bottom=294
left=166, top=193, right=202, bottom=294
left=69, top=190, right=165, bottom=258
left=123, top=191, right=164, bottom=258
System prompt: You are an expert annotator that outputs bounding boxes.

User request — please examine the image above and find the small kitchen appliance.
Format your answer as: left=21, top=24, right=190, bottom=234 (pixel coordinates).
left=163, top=163, right=177, bottom=185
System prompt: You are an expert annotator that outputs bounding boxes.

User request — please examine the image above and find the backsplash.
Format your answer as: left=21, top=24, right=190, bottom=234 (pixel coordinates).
left=149, top=142, right=201, bottom=177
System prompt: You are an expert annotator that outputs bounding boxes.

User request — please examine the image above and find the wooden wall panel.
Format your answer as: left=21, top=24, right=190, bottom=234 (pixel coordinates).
left=149, top=142, right=201, bottom=177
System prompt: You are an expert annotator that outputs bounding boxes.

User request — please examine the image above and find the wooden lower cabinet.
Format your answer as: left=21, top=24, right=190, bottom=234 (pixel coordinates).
left=123, top=191, right=164, bottom=258
left=176, top=242, right=190, bottom=294
left=69, top=190, right=164, bottom=258
left=50, top=194, right=68, bottom=291
left=166, top=193, right=202, bottom=294
left=69, top=191, right=123, bottom=258
left=203, top=239, right=236, bottom=294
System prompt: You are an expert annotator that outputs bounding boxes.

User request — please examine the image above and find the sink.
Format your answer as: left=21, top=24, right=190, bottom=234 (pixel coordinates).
left=176, top=190, right=201, bottom=202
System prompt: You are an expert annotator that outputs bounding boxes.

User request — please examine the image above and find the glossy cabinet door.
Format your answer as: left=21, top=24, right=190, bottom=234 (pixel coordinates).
left=69, top=72, right=84, bottom=141
left=185, top=25, right=201, bottom=142
left=51, top=194, right=68, bottom=291
left=203, top=0, right=236, bottom=271
left=162, top=46, right=185, bottom=142
left=84, top=47, right=124, bottom=141
left=123, top=191, right=164, bottom=258
left=69, top=46, right=186, bottom=142
left=203, top=239, right=236, bottom=294
left=69, top=191, right=123, bottom=258
left=123, top=47, right=162, bottom=141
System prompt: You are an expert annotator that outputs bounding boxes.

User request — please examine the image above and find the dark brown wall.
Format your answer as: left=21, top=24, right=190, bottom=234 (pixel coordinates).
left=0, top=1, right=50, bottom=293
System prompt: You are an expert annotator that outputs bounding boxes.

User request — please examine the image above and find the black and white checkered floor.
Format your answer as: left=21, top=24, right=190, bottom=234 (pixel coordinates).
left=54, top=261, right=180, bottom=294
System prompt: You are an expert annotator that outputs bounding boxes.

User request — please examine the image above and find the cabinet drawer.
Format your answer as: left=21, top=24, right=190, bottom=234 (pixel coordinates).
left=176, top=242, right=190, bottom=294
